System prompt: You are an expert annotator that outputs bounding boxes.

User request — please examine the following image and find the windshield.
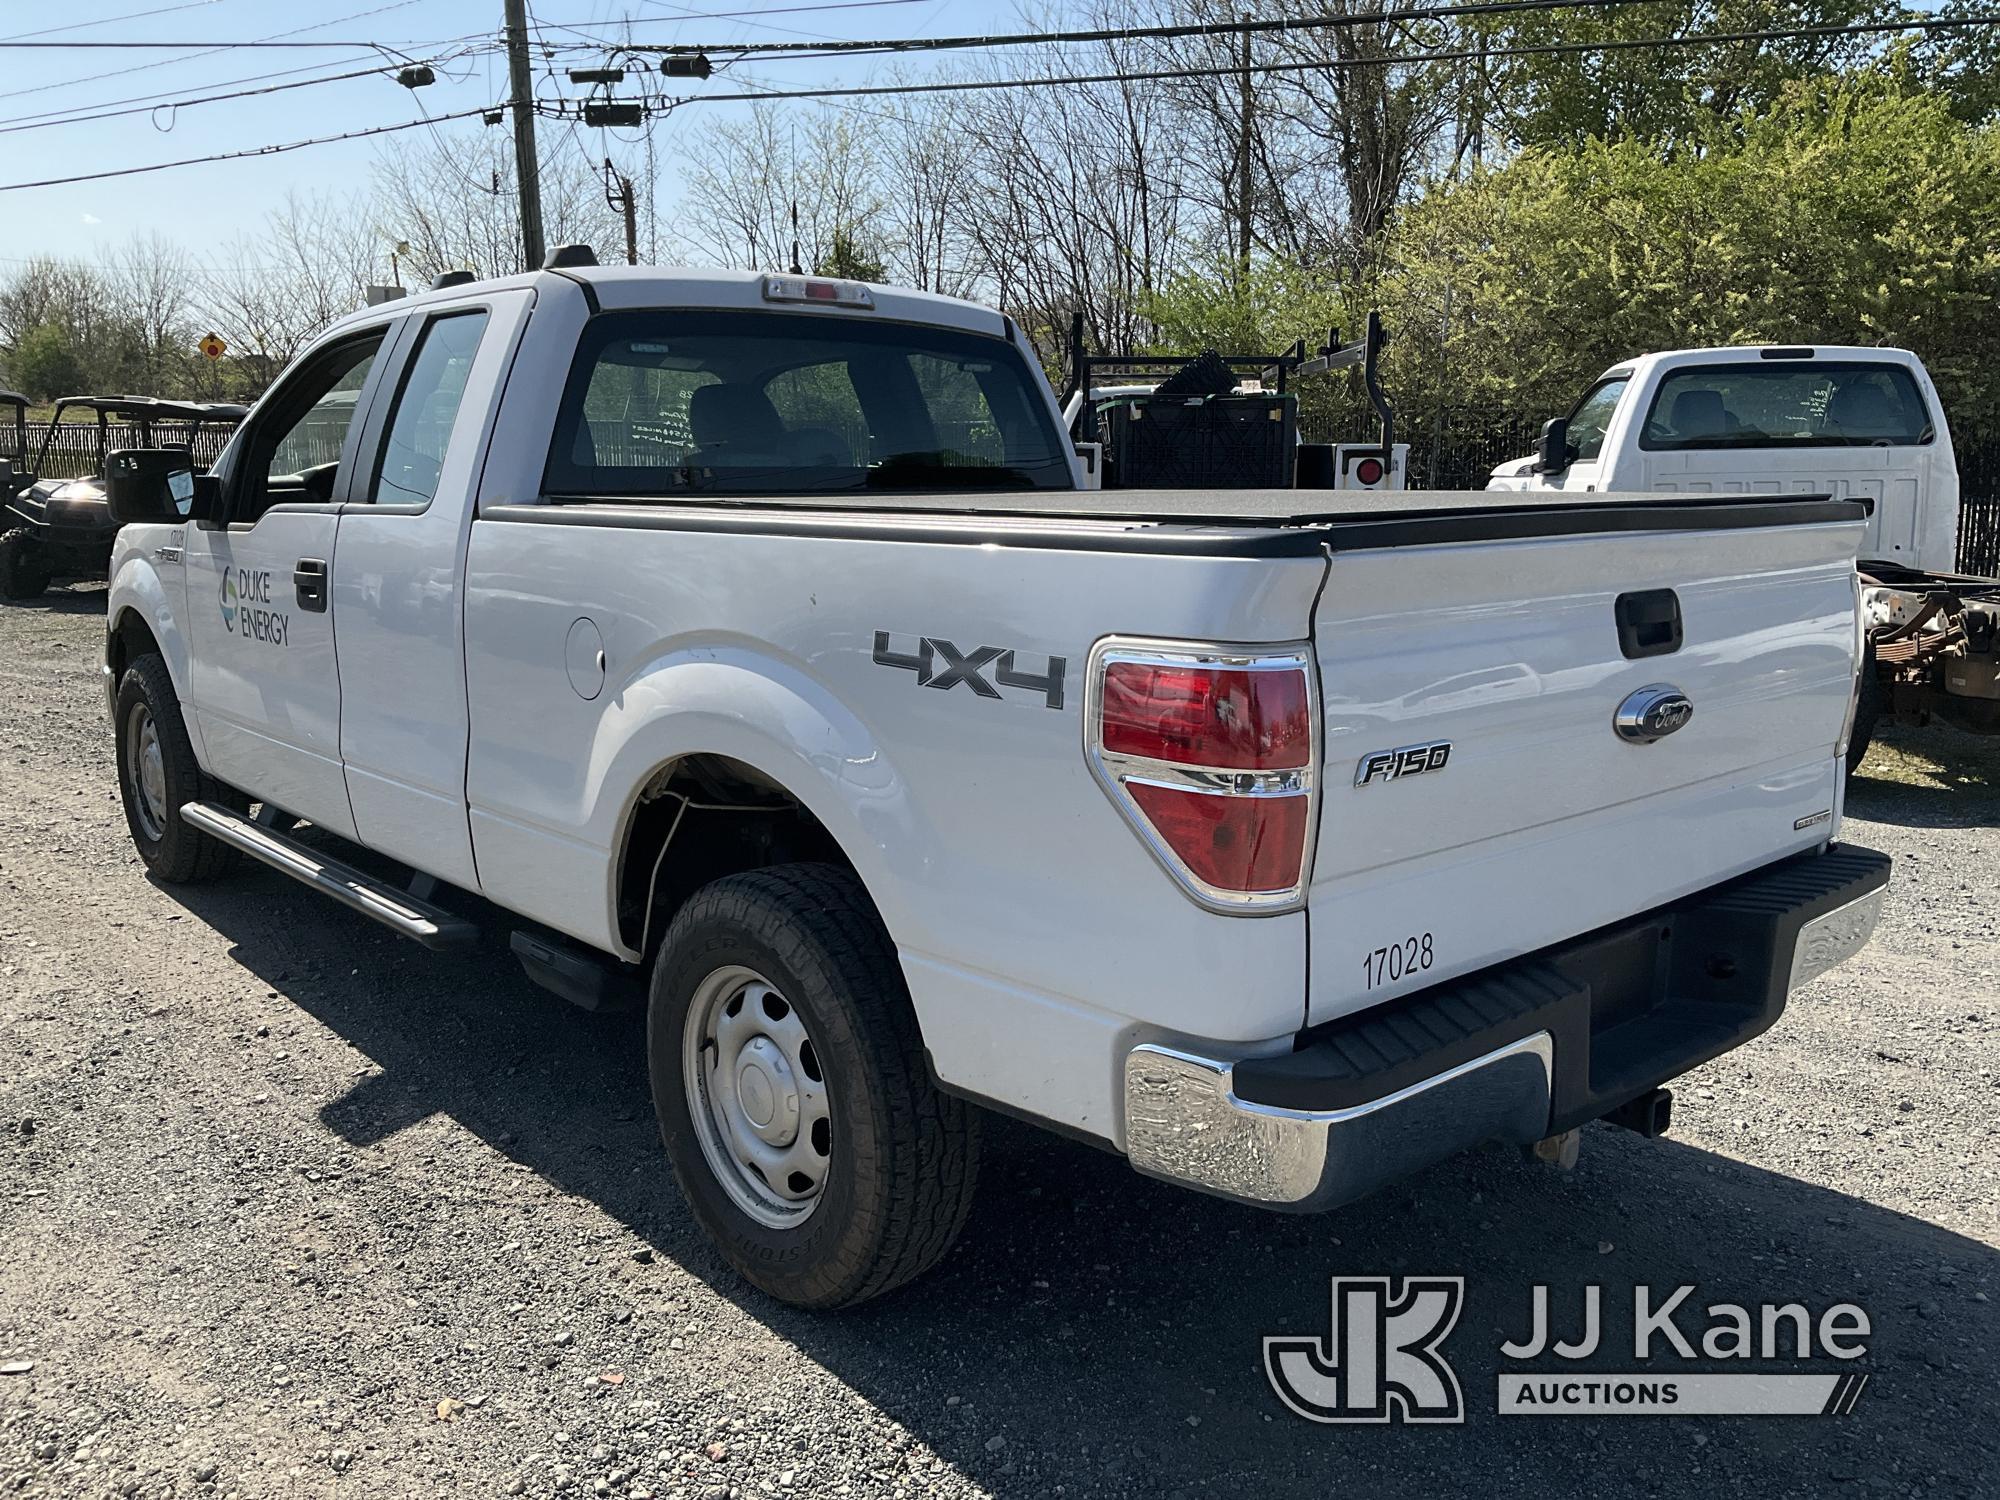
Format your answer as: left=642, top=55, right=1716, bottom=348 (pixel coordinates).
left=1641, top=362, right=1934, bottom=449
left=545, top=310, right=1073, bottom=497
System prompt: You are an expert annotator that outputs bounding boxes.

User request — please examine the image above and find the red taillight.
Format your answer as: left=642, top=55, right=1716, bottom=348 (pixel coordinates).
left=1101, top=661, right=1309, bottom=769
left=1089, top=644, right=1316, bottom=909
left=1127, top=782, right=1309, bottom=892
left=1355, top=456, right=1385, bottom=486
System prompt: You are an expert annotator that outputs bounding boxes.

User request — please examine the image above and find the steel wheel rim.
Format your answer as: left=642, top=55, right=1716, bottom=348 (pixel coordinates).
left=682, top=964, right=831, bottom=1229
left=126, top=702, right=167, bottom=843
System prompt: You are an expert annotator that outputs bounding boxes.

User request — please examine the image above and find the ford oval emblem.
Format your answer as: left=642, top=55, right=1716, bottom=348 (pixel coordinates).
left=1614, top=684, right=1694, bottom=743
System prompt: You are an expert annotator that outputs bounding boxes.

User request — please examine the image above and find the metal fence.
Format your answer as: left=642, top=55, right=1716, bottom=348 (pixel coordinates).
left=16, top=405, right=2000, bottom=575
left=1957, top=442, right=2000, bottom=576
left=12, top=420, right=239, bottom=482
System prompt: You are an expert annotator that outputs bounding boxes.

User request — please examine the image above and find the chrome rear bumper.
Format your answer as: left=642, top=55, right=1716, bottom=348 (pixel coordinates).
left=1125, top=1033, right=1555, bottom=1211
left=1122, top=844, right=1889, bottom=1211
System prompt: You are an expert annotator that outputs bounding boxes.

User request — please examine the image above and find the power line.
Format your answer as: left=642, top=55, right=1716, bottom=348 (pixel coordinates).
left=647, top=12, right=2000, bottom=104
left=541, top=1, right=930, bottom=30
left=633, top=0, right=1671, bottom=56
left=0, top=0, right=227, bottom=42
left=0, top=103, right=502, bottom=193
left=4, top=0, right=433, bottom=102
left=0, top=49, right=445, bottom=129
left=0, top=38, right=425, bottom=49
left=0, top=49, right=486, bottom=138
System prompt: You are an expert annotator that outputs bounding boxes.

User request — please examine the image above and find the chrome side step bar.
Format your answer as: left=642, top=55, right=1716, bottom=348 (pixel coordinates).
left=180, top=801, right=478, bottom=952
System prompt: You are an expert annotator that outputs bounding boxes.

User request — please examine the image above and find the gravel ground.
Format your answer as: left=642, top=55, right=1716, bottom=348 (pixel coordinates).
left=1, top=583, right=1995, bottom=1500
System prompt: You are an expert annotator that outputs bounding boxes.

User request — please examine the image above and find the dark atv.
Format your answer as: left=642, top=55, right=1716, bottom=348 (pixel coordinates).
left=0, top=395, right=245, bottom=601
left=0, top=390, right=27, bottom=502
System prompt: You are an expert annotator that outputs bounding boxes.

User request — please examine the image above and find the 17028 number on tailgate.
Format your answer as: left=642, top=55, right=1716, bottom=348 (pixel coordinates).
left=1363, top=933, right=1434, bottom=990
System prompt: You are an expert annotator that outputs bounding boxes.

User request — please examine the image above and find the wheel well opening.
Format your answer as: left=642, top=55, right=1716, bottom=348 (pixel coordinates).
left=616, top=755, right=858, bottom=959
left=108, top=610, right=162, bottom=680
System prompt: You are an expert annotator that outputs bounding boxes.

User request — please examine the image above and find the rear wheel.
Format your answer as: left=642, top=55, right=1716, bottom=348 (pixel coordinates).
left=114, top=654, right=242, bottom=882
left=647, top=863, right=980, bottom=1308
left=0, top=527, right=50, bottom=601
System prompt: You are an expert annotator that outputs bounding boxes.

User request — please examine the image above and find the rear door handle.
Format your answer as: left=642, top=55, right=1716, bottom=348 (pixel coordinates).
left=294, top=557, right=328, bottom=613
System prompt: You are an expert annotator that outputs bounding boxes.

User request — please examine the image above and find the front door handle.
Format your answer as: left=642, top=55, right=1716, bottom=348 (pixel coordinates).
left=294, top=557, right=328, bottom=613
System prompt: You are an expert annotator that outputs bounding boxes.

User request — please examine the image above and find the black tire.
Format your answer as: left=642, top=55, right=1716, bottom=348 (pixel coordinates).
left=0, top=526, right=51, bottom=601
left=1845, top=637, right=1882, bottom=779
left=647, top=863, right=980, bottom=1308
left=113, top=654, right=243, bottom=883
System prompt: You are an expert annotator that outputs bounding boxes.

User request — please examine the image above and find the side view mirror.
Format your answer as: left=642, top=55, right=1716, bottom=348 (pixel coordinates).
left=106, top=448, right=223, bottom=524
left=1535, top=417, right=1571, bottom=475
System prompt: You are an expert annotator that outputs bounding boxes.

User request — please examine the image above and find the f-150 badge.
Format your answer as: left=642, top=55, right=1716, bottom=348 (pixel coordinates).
left=872, top=631, right=1066, bottom=710
left=1355, top=740, right=1451, bottom=786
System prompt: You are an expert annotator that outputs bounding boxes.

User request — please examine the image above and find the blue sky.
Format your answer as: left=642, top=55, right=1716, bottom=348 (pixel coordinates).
left=0, top=0, right=1032, bottom=275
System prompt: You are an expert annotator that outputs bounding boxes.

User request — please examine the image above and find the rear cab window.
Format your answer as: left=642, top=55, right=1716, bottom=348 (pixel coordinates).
left=543, top=310, right=1072, bottom=498
left=1641, top=362, right=1934, bottom=449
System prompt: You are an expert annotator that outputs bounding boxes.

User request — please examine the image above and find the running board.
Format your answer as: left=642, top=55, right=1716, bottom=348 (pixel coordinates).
left=179, top=801, right=478, bottom=952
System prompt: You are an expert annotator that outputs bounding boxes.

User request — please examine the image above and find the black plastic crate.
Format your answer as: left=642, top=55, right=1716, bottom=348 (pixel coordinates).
left=1100, top=393, right=1296, bottom=489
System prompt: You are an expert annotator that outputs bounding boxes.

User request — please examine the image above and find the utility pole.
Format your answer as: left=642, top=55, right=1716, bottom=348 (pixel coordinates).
left=503, top=0, right=546, bottom=271
left=1236, top=13, right=1254, bottom=294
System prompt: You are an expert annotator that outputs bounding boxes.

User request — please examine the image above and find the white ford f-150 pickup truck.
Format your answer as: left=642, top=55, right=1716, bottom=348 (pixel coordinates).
left=102, top=262, right=1890, bottom=1308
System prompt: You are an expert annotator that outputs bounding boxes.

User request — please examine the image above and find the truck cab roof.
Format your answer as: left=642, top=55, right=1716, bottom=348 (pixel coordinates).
left=325, top=265, right=1012, bottom=342
left=1586, top=344, right=1929, bottom=383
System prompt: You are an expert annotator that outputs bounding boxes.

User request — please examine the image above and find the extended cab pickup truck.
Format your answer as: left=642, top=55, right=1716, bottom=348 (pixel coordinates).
left=103, top=264, right=1890, bottom=1307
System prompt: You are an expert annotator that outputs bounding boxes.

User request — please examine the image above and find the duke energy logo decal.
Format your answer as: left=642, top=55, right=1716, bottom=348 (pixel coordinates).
left=219, top=567, right=291, bottom=646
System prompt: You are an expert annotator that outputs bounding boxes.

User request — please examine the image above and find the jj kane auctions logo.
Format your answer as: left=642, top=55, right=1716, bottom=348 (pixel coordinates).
left=1266, top=1278, right=1872, bottom=1423
left=220, top=567, right=290, bottom=646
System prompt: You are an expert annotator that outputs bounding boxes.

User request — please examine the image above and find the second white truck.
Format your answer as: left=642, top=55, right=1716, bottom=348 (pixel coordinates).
left=1490, top=343, right=1999, bottom=769
left=102, top=261, right=1889, bottom=1306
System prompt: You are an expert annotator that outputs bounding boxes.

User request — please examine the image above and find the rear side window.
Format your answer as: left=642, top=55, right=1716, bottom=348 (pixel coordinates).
left=545, top=310, right=1071, bottom=497
left=1641, top=363, right=1934, bottom=449
left=370, top=311, right=490, bottom=507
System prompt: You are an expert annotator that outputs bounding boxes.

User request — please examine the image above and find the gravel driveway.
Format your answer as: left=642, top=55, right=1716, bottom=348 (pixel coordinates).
left=1, top=584, right=1994, bottom=1500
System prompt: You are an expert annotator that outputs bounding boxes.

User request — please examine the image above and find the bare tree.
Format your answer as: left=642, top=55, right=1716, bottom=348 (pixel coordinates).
left=110, top=233, right=195, bottom=392
left=676, top=105, right=888, bottom=273
left=200, top=192, right=377, bottom=391
left=372, top=125, right=625, bottom=282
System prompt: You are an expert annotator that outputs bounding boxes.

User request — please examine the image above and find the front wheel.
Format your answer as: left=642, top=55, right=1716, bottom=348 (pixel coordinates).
left=647, top=864, right=980, bottom=1308
left=113, top=654, right=242, bottom=882
left=0, top=527, right=50, bottom=601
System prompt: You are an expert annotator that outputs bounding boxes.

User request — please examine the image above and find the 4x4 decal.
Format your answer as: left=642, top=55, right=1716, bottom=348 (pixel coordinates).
left=873, top=631, right=1066, bottom=710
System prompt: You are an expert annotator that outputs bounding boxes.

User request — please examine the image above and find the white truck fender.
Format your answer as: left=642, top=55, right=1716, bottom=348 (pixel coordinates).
left=105, top=547, right=193, bottom=705
left=484, top=645, right=931, bottom=963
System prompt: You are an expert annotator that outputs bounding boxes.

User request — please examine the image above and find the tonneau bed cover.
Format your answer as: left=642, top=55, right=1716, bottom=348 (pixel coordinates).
left=522, top=488, right=1867, bottom=554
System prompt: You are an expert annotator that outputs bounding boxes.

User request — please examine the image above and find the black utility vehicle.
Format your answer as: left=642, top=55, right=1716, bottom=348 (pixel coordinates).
left=0, top=391, right=29, bottom=501
left=1, top=395, right=245, bottom=600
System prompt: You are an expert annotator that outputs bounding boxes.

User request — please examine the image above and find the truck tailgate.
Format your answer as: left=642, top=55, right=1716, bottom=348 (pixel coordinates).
left=1307, top=517, right=1862, bottom=1027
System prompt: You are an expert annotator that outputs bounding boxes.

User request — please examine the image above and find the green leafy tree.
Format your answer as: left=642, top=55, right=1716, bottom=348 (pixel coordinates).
left=8, top=323, right=85, bottom=402
left=1381, top=76, right=2000, bottom=429
left=1468, top=0, right=1904, bottom=150
left=815, top=228, right=889, bottom=283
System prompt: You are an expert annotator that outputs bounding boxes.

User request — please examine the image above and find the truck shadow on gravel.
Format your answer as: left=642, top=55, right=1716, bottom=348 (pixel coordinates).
left=0, top=584, right=107, bottom=618
left=1848, top=724, right=2000, bottom=828
left=157, top=872, right=1997, bottom=1500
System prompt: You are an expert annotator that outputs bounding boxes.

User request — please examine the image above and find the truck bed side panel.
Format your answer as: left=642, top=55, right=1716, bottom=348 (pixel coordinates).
left=461, top=510, right=1327, bottom=1144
